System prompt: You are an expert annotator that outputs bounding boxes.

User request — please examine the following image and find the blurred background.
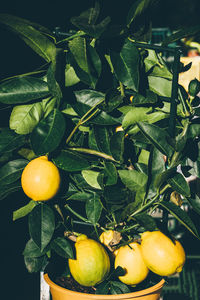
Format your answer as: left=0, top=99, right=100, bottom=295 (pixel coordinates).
left=0, top=1, right=200, bottom=299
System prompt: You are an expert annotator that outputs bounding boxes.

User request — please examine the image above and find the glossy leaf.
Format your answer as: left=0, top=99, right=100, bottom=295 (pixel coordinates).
left=82, top=170, right=102, bottom=190
left=154, top=167, right=177, bottom=190
left=137, top=122, right=174, bottom=157
left=0, top=181, right=21, bottom=201
left=127, top=0, right=155, bottom=26
left=162, top=25, right=200, bottom=47
left=9, top=102, right=44, bottom=134
left=110, top=131, right=125, bottom=162
left=93, top=125, right=112, bottom=155
left=24, top=255, right=48, bottom=273
left=133, top=213, right=158, bottom=231
left=120, top=197, right=143, bottom=220
left=73, top=90, right=121, bottom=125
left=167, top=172, right=191, bottom=197
left=0, top=159, right=28, bottom=186
left=0, top=128, right=25, bottom=154
left=13, top=200, right=37, bottom=221
left=0, top=14, right=56, bottom=62
left=110, top=281, right=131, bottom=294
left=30, top=109, right=66, bottom=155
left=118, top=169, right=148, bottom=192
left=53, top=150, right=91, bottom=172
left=85, top=193, right=102, bottom=224
left=51, top=237, right=74, bottom=258
left=23, top=239, right=48, bottom=257
left=148, top=76, right=172, bottom=97
left=147, top=147, right=166, bottom=195
left=158, top=200, right=200, bottom=239
left=47, top=64, right=62, bottom=105
left=187, top=196, right=200, bottom=216
left=65, top=64, right=80, bottom=87
left=29, top=204, right=55, bottom=251
left=111, top=39, right=140, bottom=91
left=69, top=37, right=101, bottom=88
left=71, top=3, right=110, bottom=38
left=103, top=162, right=118, bottom=186
left=122, top=107, right=168, bottom=135
left=0, top=77, right=50, bottom=104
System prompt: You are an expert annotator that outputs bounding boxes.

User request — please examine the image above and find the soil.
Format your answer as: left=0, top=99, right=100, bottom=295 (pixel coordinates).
left=55, top=276, right=96, bottom=294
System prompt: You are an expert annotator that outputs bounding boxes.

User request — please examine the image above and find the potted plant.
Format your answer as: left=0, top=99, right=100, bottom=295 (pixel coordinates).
left=0, top=1, right=200, bottom=299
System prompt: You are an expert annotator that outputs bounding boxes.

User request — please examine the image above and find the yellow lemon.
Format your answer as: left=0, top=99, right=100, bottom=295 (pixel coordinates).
left=21, top=156, right=60, bottom=201
left=114, top=242, right=149, bottom=285
left=140, top=231, right=186, bottom=276
left=68, top=235, right=110, bottom=287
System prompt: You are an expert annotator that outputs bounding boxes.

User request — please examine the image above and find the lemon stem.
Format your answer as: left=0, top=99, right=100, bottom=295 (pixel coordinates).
left=65, top=98, right=105, bottom=145
left=68, top=147, right=119, bottom=163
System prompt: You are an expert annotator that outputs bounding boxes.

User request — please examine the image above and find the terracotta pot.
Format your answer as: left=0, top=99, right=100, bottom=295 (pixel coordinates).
left=44, top=273, right=165, bottom=300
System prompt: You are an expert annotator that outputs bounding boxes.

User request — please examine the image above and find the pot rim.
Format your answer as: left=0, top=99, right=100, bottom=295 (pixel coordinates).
left=44, top=273, right=165, bottom=299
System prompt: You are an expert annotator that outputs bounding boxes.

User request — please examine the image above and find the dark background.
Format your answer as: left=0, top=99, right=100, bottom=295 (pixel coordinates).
left=1, top=0, right=200, bottom=299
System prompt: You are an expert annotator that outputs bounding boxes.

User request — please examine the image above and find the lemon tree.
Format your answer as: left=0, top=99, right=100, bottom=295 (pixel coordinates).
left=0, top=0, right=200, bottom=295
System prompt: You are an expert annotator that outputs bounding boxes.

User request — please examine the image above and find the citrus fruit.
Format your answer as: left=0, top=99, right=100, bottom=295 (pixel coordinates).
left=114, top=242, right=149, bottom=285
left=140, top=231, right=186, bottom=276
left=68, top=235, right=110, bottom=287
left=21, top=156, right=60, bottom=201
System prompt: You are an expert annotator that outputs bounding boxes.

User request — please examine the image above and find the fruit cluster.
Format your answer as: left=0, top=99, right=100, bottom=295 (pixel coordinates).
left=68, top=230, right=186, bottom=287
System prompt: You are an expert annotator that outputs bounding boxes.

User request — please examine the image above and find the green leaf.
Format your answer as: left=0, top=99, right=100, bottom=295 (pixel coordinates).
left=186, top=196, right=200, bottom=215
left=65, top=64, right=80, bottom=87
left=122, top=107, right=168, bottom=135
left=103, top=162, right=118, bottom=186
left=133, top=213, right=158, bottom=231
left=147, top=147, right=166, bottom=195
left=120, top=197, right=143, bottom=221
left=13, top=200, right=37, bottom=221
left=9, top=102, right=44, bottom=134
left=0, top=128, right=26, bottom=154
left=69, top=37, right=101, bottom=88
left=0, top=181, right=21, bottom=201
left=137, top=122, right=174, bottom=157
left=53, top=150, right=91, bottom=172
left=47, top=64, right=62, bottom=106
left=66, top=191, right=93, bottom=202
left=154, top=167, right=177, bottom=190
left=73, top=90, right=121, bottom=125
left=111, top=39, right=140, bottom=91
left=23, top=239, right=48, bottom=257
left=0, top=14, right=56, bottom=62
left=158, top=200, right=200, bottom=239
left=82, top=170, right=102, bottom=190
left=110, top=131, right=125, bottom=162
left=0, top=159, right=28, bottom=186
left=93, top=125, right=112, bottom=155
left=118, top=169, right=148, bottom=192
left=0, top=77, right=50, bottom=104
left=148, top=76, right=172, bottom=97
left=71, top=3, right=110, bottom=38
left=24, top=255, right=48, bottom=273
left=30, top=109, right=66, bottom=155
left=29, top=204, right=55, bottom=251
left=127, top=0, right=156, bottom=27
left=85, top=193, right=102, bottom=224
left=95, top=281, right=110, bottom=295
left=51, top=237, right=74, bottom=258
left=167, top=172, right=191, bottom=197
left=162, top=25, right=200, bottom=47
left=110, top=281, right=131, bottom=294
